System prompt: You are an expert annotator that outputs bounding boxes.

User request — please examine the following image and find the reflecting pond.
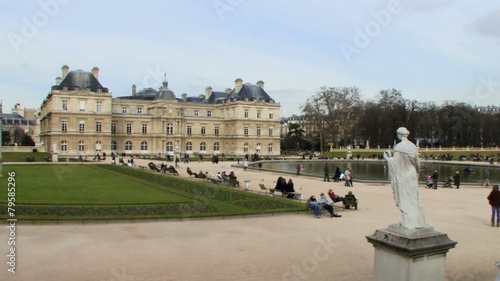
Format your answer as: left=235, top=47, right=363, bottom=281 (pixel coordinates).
left=260, top=160, right=499, bottom=184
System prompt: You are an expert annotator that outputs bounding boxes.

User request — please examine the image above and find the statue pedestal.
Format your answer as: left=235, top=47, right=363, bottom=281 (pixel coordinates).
left=52, top=152, right=59, bottom=162
left=366, top=224, right=457, bottom=281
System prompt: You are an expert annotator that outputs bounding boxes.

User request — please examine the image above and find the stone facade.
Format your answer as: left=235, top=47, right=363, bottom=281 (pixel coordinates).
left=39, top=66, right=281, bottom=157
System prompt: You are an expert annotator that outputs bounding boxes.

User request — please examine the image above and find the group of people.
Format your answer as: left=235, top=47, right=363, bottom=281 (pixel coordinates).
left=274, top=177, right=296, bottom=198
left=307, top=189, right=358, bottom=218
left=324, top=165, right=354, bottom=187
left=187, top=167, right=240, bottom=186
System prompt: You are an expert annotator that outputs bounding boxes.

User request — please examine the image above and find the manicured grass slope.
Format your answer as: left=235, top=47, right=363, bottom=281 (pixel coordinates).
left=0, top=165, right=304, bottom=220
left=0, top=165, right=189, bottom=204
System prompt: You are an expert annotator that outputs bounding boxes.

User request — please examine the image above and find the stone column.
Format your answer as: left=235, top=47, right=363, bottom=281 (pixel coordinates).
left=366, top=225, right=457, bottom=281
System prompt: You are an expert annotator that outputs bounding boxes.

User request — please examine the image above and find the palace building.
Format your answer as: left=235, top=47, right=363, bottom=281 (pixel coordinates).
left=39, top=65, right=281, bottom=157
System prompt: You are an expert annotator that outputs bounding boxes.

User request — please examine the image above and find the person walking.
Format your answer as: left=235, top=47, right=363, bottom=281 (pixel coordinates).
left=453, top=171, right=460, bottom=189
left=483, top=169, right=491, bottom=188
left=432, top=170, right=439, bottom=189
left=323, top=164, right=330, bottom=182
left=487, top=185, right=500, bottom=227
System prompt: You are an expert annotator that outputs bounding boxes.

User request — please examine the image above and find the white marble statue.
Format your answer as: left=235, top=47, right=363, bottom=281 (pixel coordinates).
left=383, top=127, right=427, bottom=229
left=52, top=142, right=58, bottom=153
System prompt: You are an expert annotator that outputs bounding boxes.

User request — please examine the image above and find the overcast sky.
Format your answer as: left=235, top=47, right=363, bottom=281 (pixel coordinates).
left=1, top=0, right=500, bottom=116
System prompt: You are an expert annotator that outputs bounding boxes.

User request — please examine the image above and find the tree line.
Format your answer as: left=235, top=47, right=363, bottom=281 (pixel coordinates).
left=283, top=87, right=500, bottom=151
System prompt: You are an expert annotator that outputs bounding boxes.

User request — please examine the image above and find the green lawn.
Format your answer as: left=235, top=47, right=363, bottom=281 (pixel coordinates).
left=0, top=164, right=304, bottom=220
left=2, top=152, right=52, bottom=162
left=0, top=165, right=189, bottom=205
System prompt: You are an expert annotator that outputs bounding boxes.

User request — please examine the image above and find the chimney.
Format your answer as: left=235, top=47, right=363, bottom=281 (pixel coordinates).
left=61, top=65, right=69, bottom=80
left=91, top=67, right=100, bottom=81
left=132, top=84, right=137, bottom=95
left=205, top=86, right=213, bottom=100
left=225, top=88, right=232, bottom=94
left=55, top=77, right=62, bottom=85
left=234, top=78, right=243, bottom=94
left=181, top=93, right=187, bottom=101
left=257, top=80, right=265, bottom=88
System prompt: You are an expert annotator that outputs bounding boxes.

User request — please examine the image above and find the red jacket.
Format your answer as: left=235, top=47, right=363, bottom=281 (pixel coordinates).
left=487, top=190, right=500, bottom=207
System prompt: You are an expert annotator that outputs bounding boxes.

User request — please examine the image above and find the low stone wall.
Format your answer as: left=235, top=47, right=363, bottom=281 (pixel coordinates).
left=2, top=146, right=47, bottom=153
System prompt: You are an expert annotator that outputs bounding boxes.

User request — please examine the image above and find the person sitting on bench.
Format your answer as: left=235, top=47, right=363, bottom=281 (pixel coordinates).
left=318, top=193, right=341, bottom=218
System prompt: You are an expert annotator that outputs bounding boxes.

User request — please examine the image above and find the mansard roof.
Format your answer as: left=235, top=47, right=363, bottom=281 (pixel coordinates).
left=52, top=70, right=109, bottom=92
left=227, top=83, right=274, bottom=102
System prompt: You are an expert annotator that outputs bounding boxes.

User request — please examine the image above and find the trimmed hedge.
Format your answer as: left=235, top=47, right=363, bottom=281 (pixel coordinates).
left=13, top=202, right=220, bottom=217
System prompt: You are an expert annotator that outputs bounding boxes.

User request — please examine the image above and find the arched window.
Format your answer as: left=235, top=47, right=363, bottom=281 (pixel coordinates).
left=213, top=142, right=220, bottom=151
left=166, top=141, right=173, bottom=152
left=78, top=141, right=85, bottom=152
left=125, top=141, right=132, bottom=151
left=186, top=142, right=192, bottom=151
left=256, top=143, right=261, bottom=152
left=111, top=141, right=117, bottom=151
left=243, top=142, right=249, bottom=152
left=61, top=140, right=67, bottom=152
left=268, top=143, right=274, bottom=153
left=141, top=141, right=148, bottom=151
left=166, top=123, right=174, bottom=135
left=200, top=142, right=206, bottom=151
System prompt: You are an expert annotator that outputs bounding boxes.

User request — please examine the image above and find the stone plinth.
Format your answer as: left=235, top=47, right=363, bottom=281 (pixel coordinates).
left=366, top=225, right=457, bottom=281
left=52, top=152, right=59, bottom=162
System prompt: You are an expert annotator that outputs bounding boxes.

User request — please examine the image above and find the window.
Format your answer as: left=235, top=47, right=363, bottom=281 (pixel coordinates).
left=126, top=123, right=132, bottom=134
left=269, top=111, right=274, bottom=119
left=243, top=142, right=249, bottom=152
left=257, top=110, right=261, bottom=118
left=214, top=142, right=220, bottom=151
left=256, top=143, right=261, bottom=152
left=79, top=121, right=85, bottom=133
left=166, top=141, right=173, bottom=152
left=141, top=141, right=148, bottom=151
left=96, top=121, right=102, bottom=132
left=187, top=125, right=192, bottom=135
left=269, top=127, right=274, bottom=136
left=79, top=101, right=86, bottom=111
left=122, top=107, right=128, bottom=114
left=142, top=124, right=147, bottom=134
left=244, top=109, right=249, bottom=118
left=194, top=110, right=199, bottom=117
left=61, top=120, right=67, bottom=132
left=200, top=142, right=206, bottom=151
left=137, top=107, right=143, bottom=114
left=62, top=100, right=68, bottom=111
left=268, top=143, right=274, bottom=153
left=96, top=101, right=102, bottom=112
left=244, top=126, right=249, bottom=136
left=201, top=126, right=206, bottom=135
left=125, top=141, right=132, bottom=151
left=167, top=123, right=173, bottom=135
left=207, top=110, right=212, bottom=117
left=186, top=142, right=193, bottom=151
left=111, top=141, right=117, bottom=151
left=78, top=141, right=85, bottom=152
left=214, top=126, right=219, bottom=136
left=257, top=126, right=261, bottom=136
left=111, top=123, right=116, bottom=134
left=61, top=140, right=67, bottom=152
left=96, top=141, right=102, bottom=151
